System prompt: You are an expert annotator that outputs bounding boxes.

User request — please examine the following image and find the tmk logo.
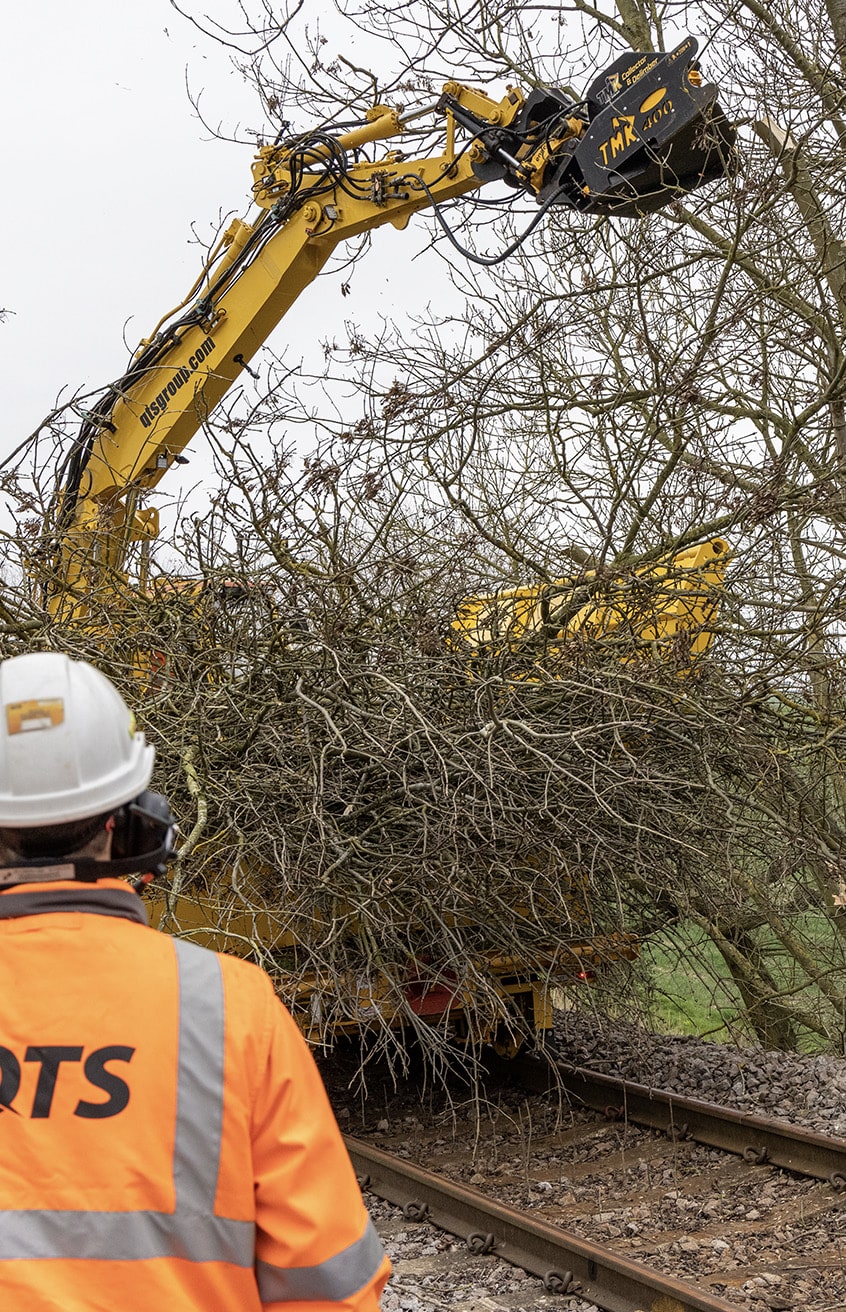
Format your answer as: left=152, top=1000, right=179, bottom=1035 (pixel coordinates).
left=597, top=115, right=636, bottom=166
left=0, top=1045, right=134, bottom=1119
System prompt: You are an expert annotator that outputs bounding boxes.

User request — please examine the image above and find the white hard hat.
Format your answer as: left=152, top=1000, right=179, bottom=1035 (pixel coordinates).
left=0, top=653, right=154, bottom=827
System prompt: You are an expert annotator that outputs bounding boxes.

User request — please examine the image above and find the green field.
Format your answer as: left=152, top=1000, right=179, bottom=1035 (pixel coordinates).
left=639, top=925, right=749, bottom=1042
left=615, top=917, right=846, bottom=1052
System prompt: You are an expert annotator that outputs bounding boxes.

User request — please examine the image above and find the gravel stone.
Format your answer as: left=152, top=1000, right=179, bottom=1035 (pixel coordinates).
left=328, top=1014, right=846, bottom=1310
left=553, top=1012, right=846, bottom=1137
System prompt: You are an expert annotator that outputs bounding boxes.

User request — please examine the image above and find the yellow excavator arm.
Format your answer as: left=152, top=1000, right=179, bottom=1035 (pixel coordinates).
left=47, top=36, right=733, bottom=610
left=451, top=538, right=731, bottom=668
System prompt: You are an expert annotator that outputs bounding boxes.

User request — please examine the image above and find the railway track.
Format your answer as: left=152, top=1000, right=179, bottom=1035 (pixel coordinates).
left=350, top=1134, right=740, bottom=1312
left=508, top=1056, right=846, bottom=1186
left=347, top=1057, right=846, bottom=1311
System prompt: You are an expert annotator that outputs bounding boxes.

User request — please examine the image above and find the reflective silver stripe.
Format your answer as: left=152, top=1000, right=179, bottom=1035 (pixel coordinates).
left=0, top=1208, right=253, bottom=1264
left=173, top=938, right=225, bottom=1213
left=256, top=1219, right=385, bottom=1304
left=0, top=936, right=254, bottom=1267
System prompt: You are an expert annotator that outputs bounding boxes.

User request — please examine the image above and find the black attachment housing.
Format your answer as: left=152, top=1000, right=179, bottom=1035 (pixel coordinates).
left=470, top=36, right=735, bottom=216
left=554, top=37, right=735, bottom=215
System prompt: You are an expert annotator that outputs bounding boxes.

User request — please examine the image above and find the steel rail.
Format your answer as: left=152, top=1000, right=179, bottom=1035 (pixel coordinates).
left=508, top=1057, right=846, bottom=1188
left=346, top=1135, right=740, bottom=1312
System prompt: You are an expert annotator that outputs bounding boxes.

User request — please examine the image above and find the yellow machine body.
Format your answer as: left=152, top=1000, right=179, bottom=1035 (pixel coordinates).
left=41, top=44, right=734, bottom=1046
left=451, top=539, right=730, bottom=668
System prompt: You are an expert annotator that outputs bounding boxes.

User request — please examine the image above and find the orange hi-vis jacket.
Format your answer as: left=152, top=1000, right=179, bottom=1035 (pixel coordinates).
left=0, top=878, right=390, bottom=1311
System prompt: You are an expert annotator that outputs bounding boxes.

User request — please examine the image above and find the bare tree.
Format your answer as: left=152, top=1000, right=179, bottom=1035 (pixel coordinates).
left=197, top=0, right=846, bottom=1051
left=6, top=0, right=846, bottom=1061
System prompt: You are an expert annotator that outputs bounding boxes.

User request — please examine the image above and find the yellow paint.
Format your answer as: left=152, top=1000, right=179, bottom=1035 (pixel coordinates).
left=451, top=539, right=730, bottom=672
left=146, top=885, right=636, bottom=1045
left=639, top=87, right=667, bottom=114
left=598, top=114, right=636, bottom=166
left=51, top=83, right=535, bottom=605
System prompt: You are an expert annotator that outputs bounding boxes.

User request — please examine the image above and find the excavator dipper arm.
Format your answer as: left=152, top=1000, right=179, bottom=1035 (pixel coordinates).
left=48, top=36, right=732, bottom=609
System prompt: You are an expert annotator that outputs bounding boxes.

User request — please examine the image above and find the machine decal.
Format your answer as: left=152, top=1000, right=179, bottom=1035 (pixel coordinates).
left=597, top=115, right=637, bottom=166
left=640, top=87, right=668, bottom=114
left=139, top=335, right=215, bottom=429
left=5, top=699, right=65, bottom=734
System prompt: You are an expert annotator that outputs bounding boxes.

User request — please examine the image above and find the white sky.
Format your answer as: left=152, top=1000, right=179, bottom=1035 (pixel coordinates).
left=2, top=3, right=249, bottom=442
left=0, top=0, right=456, bottom=509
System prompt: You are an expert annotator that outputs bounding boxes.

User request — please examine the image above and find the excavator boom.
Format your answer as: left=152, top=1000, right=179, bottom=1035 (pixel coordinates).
left=45, top=34, right=733, bottom=608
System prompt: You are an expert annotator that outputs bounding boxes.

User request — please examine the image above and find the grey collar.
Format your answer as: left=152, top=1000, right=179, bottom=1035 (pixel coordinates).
left=0, top=886, right=148, bottom=926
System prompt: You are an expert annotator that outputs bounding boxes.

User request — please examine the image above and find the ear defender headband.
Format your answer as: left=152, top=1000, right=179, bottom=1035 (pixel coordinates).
left=0, top=791, right=177, bottom=891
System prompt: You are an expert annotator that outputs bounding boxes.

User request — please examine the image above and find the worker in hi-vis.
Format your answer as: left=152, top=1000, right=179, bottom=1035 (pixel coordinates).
left=0, top=651, right=390, bottom=1310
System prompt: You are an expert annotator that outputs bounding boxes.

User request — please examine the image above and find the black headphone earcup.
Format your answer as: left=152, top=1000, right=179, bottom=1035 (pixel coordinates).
left=111, top=791, right=175, bottom=861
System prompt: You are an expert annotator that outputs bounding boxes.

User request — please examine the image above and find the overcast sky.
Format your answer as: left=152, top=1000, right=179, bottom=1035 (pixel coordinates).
left=2, top=4, right=249, bottom=440
left=0, top=0, right=455, bottom=514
